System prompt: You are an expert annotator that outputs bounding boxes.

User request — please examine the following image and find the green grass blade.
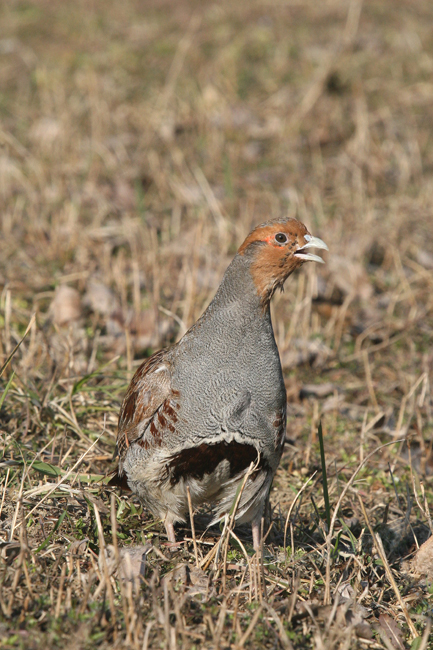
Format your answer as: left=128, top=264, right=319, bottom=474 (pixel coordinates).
left=0, top=370, right=15, bottom=412
left=318, top=420, right=331, bottom=531
left=71, top=356, right=120, bottom=395
left=31, top=460, right=63, bottom=478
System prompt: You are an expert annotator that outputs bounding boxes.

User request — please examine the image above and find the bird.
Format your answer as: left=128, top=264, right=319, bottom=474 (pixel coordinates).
left=112, top=217, right=327, bottom=550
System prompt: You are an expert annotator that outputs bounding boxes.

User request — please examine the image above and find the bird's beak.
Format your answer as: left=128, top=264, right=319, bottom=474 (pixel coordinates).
left=295, top=234, right=328, bottom=264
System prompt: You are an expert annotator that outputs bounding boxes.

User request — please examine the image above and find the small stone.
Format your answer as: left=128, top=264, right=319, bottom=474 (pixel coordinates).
left=412, top=535, right=433, bottom=581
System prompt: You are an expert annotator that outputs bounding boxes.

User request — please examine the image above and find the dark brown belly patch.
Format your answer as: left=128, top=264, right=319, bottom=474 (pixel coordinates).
left=166, top=440, right=268, bottom=486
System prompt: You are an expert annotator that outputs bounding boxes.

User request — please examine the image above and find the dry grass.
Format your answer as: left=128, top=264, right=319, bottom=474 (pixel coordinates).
left=1, top=0, right=433, bottom=647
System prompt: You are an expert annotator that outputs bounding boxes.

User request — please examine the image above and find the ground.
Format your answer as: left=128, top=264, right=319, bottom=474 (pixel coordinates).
left=0, top=0, right=433, bottom=648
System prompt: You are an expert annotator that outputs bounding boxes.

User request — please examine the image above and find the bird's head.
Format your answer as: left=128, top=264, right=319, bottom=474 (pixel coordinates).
left=238, top=218, right=328, bottom=304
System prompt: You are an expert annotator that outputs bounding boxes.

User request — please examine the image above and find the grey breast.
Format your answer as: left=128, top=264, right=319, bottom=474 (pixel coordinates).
left=170, top=303, right=286, bottom=449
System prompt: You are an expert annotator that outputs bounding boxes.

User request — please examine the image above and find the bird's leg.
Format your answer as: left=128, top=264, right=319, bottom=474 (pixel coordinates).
left=251, top=517, right=262, bottom=552
left=165, top=521, right=176, bottom=544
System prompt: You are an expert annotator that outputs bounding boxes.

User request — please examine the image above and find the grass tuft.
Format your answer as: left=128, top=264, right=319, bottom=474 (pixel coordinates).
left=317, top=420, right=331, bottom=532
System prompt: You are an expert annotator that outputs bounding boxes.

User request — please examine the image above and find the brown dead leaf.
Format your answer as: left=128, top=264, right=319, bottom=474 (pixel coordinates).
left=188, top=566, right=208, bottom=588
left=68, top=539, right=89, bottom=556
left=105, top=307, right=173, bottom=353
left=163, top=562, right=189, bottom=585
left=51, top=286, right=82, bottom=326
left=130, top=309, right=172, bottom=351
left=84, top=280, right=119, bottom=316
left=377, top=613, right=405, bottom=650
left=162, top=563, right=209, bottom=596
left=0, top=541, right=21, bottom=564
left=118, top=545, right=151, bottom=582
left=411, top=535, right=433, bottom=581
left=84, top=494, right=110, bottom=515
left=104, top=544, right=151, bottom=584
left=355, top=622, right=373, bottom=640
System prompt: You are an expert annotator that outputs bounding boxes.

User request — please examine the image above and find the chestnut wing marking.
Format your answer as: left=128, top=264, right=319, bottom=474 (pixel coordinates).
left=117, top=349, right=173, bottom=461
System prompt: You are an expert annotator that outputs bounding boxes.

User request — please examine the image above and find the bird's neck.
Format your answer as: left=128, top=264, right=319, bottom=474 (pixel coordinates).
left=203, top=253, right=272, bottom=323
left=179, top=253, right=279, bottom=358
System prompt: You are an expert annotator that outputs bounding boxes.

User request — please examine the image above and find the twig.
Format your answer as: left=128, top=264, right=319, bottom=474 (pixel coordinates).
left=55, top=563, right=66, bottom=618
left=228, top=529, right=252, bottom=573
left=0, top=468, right=10, bottom=522
left=142, top=621, right=155, bottom=650
left=200, top=540, right=220, bottom=571
left=288, top=573, right=300, bottom=623
left=9, top=463, right=26, bottom=541
left=187, top=486, right=199, bottom=567
left=363, top=350, right=379, bottom=411
left=158, top=305, right=187, bottom=336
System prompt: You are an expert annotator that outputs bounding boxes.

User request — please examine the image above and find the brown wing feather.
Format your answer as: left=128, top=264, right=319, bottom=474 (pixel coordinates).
left=116, top=349, right=171, bottom=462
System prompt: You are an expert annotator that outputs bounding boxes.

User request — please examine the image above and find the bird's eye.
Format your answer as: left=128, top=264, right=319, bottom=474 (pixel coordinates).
left=275, top=233, right=288, bottom=244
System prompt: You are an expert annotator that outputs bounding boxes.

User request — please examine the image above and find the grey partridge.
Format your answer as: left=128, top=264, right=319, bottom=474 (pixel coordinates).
left=113, top=218, right=327, bottom=549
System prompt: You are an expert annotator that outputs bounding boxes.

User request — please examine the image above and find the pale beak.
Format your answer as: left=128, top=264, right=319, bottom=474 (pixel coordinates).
left=295, top=234, right=328, bottom=264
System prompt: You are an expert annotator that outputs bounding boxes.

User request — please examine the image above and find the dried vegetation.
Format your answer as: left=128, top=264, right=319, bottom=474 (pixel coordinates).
left=0, top=0, right=433, bottom=648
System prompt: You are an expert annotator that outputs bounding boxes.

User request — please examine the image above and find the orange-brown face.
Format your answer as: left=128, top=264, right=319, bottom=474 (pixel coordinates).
left=238, top=218, right=328, bottom=303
